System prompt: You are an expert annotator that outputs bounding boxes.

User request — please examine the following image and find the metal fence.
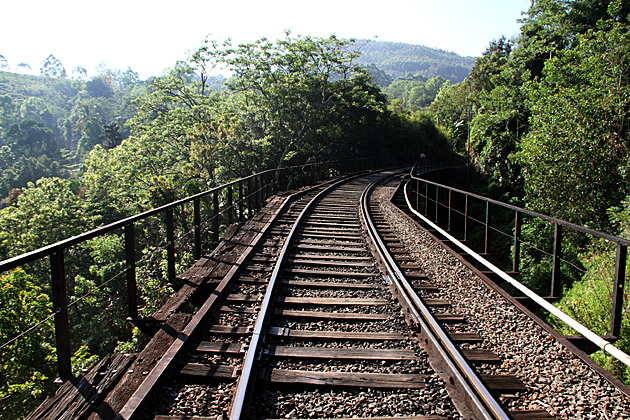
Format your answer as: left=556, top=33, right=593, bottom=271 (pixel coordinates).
left=0, top=158, right=374, bottom=379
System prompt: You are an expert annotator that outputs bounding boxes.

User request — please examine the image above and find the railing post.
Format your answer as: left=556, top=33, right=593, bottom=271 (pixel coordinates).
left=447, top=189, right=452, bottom=232
left=255, top=175, right=262, bottom=210
left=238, top=182, right=244, bottom=224
left=551, top=223, right=563, bottom=298
left=424, top=182, right=429, bottom=217
left=415, top=179, right=420, bottom=211
left=165, top=208, right=176, bottom=283
left=213, top=190, right=220, bottom=245
left=247, top=177, right=254, bottom=216
left=50, top=249, right=72, bottom=380
left=435, top=185, right=439, bottom=222
left=227, top=184, right=234, bottom=226
left=513, top=211, right=522, bottom=273
left=610, top=244, right=627, bottom=337
left=194, top=198, right=201, bottom=259
left=484, top=201, right=491, bottom=255
left=464, top=194, right=469, bottom=242
left=124, top=223, right=138, bottom=318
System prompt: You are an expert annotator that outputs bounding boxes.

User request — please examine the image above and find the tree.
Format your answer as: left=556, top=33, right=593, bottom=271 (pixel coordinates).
left=519, top=23, right=630, bottom=229
left=40, top=55, right=66, bottom=79
left=0, top=269, right=56, bottom=419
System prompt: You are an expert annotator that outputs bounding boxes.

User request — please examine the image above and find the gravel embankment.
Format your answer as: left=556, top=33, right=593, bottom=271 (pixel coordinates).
left=374, top=182, right=630, bottom=420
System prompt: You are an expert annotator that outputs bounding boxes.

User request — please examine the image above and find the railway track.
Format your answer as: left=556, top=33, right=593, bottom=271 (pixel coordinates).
left=114, top=170, right=556, bottom=420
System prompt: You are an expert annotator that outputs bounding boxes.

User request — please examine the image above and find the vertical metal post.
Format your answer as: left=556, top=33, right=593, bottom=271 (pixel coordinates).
left=50, top=249, right=72, bottom=380
left=447, top=189, right=452, bottom=232
left=610, top=244, right=627, bottom=337
left=464, top=194, right=469, bottom=242
left=247, top=177, right=253, bottom=216
left=415, top=179, right=420, bottom=211
left=125, top=223, right=138, bottom=318
left=424, top=182, right=429, bottom=217
left=238, top=182, right=244, bottom=224
left=213, top=190, right=220, bottom=245
left=513, top=211, right=522, bottom=273
left=227, top=184, right=234, bottom=226
left=256, top=175, right=262, bottom=210
left=165, top=208, right=176, bottom=283
left=435, top=185, right=439, bottom=222
left=194, top=198, right=201, bottom=259
left=551, top=223, right=563, bottom=298
left=484, top=201, right=491, bottom=255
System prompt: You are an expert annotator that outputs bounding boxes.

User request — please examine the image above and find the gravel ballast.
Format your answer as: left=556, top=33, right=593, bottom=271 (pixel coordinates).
left=374, top=181, right=630, bottom=419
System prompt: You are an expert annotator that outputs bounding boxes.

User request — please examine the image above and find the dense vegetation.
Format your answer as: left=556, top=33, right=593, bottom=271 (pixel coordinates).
left=0, top=34, right=451, bottom=417
left=356, top=40, right=475, bottom=84
left=429, top=0, right=630, bottom=384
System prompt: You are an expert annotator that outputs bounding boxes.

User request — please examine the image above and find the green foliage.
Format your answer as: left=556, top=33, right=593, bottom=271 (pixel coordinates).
left=519, top=23, right=630, bottom=229
left=355, top=40, right=475, bottom=83
left=385, top=75, right=445, bottom=110
left=550, top=199, right=630, bottom=383
left=0, top=269, right=56, bottom=418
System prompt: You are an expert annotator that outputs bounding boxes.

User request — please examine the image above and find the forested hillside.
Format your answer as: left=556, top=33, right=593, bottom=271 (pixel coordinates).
left=0, top=34, right=452, bottom=418
left=356, top=40, right=475, bottom=84
left=429, top=0, right=630, bottom=385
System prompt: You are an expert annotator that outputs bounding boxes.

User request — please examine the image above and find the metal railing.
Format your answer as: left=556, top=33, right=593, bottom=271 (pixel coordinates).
left=0, top=158, right=375, bottom=380
left=407, top=163, right=629, bottom=343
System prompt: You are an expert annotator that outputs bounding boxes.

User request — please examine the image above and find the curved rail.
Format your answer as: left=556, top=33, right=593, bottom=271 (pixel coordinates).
left=361, top=176, right=511, bottom=420
left=228, top=175, right=360, bottom=419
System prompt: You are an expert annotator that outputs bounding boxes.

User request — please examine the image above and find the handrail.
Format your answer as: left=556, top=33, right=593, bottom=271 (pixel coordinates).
left=406, top=161, right=629, bottom=361
left=402, top=180, right=630, bottom=369
left=0, top=157, right=375, bottom=380
left=409, top=164, right=630, bottom=247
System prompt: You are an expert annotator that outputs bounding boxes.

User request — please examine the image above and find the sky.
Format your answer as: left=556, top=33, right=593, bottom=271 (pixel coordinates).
left=1, top=0, right=531, bottom=80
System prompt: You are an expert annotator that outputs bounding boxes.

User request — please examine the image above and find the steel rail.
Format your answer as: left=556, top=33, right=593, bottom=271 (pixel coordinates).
left=113, top=175, right=346, bottom=420
left=360, top=177, right=511, bottom=420
left=228, top=174, right=363, bottom=419
left=402, top=180, right=630, bottom=369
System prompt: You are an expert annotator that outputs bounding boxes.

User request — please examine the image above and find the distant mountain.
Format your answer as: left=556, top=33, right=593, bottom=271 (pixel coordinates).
left=355, top=40, right=476, bottom=85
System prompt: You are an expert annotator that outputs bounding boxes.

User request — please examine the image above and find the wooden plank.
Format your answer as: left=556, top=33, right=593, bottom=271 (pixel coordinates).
left=404, top=272, right=430, bottom=280
left=289, top=259, right=374, bottom=268
left=26, top=354, right=135, bottom=420
left=277, top=297, right=388, bottom=306
left=226, top=294, right=261, bottom=303
left=413, top=283, right=438, bottom=291
left=267, top=345, right=418, bottom=360
left=434, top=313, right=465, bottom=323
left=281, top=279, right=381, bottom=289
left=448, top=332, right=482, bottom=342
left=264, top=416, right=446, bottom=420
left=481, top=375, right=527, bottom=393
left=286, top=268, right=377, bottom=278
left=293, top=244, right=366, bottom=253
left=462, top=349, right=501, bottom=363
left=208, top=325, right=251, bottom=335
left=267, top=327, right=406, bottom=341
left=197, top=342, right=246, bottom=354
left=275, top=309, right=389, bottom=321
left=264, top=369, right=426, bottom=389
left=290, top=253, right=372, bottom=261
left=180, top=363, right=237, bottom=379
left=509, top=410, right=556, bottom=420
left=220, top=305, right=256, bottom=314
left=264, top=416, right=445, bottom=420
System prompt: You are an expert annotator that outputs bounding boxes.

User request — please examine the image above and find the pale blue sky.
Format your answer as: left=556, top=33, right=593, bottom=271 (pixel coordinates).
left=2, top=0, right=531, bottom=79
